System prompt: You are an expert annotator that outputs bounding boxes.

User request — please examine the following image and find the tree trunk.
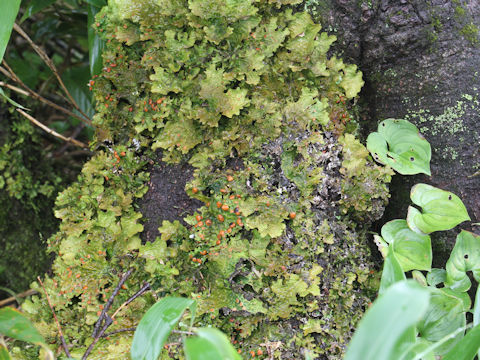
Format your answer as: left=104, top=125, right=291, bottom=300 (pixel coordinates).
left=305, top=0, right=480, bottom=260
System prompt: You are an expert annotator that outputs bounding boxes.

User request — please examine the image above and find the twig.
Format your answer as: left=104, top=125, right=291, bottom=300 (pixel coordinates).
left=92, top=269, right=133, bottom=338
left=111, top=282, right=151, bottom=319
left=101, top=327, right=136, bottom=338
left=13, top=23, right=91, bottom=124
left=0, top=289, right=37, bottom=308
left=84, top=273, right=152, bottom=359
left=17, top=109, right=87, bottom=148
left=37, top=276, right=71, bottom=358
left=82, top=315, right=112, bottom=360
left=0, top=81, right=29, bottom=96
left=1, top=62, right=92, bottom=126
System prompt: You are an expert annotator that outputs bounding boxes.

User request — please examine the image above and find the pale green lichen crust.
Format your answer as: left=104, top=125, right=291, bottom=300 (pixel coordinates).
left=16, top=1, right=393, bottom=359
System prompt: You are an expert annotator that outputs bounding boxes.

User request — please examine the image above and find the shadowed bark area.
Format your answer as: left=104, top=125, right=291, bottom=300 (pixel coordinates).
left=306, top=0, right=480, bottom=258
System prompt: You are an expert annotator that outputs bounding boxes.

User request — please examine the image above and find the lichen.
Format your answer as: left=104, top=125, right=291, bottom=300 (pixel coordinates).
left=404, top=93, right=479, bottom=161
left=19, top=1, right=392, bottom=359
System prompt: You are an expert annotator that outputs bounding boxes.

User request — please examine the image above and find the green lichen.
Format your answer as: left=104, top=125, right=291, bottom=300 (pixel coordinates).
left=404, top=93, right=479, bottom=161
left=459, top=23, right=479, bottom=45
left=19, top=1, right=392, bottom=359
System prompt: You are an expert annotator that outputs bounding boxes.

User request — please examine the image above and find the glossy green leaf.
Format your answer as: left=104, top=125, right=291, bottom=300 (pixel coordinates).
left=474, top=286, right=480, bottom=359
left=442, top=324, right=480, bottom=360
left=184, top=328, right=241, bottom=360
left=88, top=3, right=106, bottom=76
left=407, top=184, right=470, bottom=234
left=367, top=119, right=431, bottom=175
left=445, top=231, right=480, bottom=292
left=426, top=268, right=446, bottom=287
left=344, top=280, right=430, bottom=360
left=131, top=297, right=197, bottom=360
left=402, top=338, right=435, bottom=360
left=20, top=0, right=57, bottom=23
left=412, top=270, right=427, bottom=287
left=63, top=65, right=95, bottom=120
left=417, top=288, right=469, bottom=355
left=0, top=0, right=20, bottom=63
left=381, top=219, right=432, bottom=272
left=0, top=307, right=45, bottom=345
left=379, top=250, right=406, bottom=295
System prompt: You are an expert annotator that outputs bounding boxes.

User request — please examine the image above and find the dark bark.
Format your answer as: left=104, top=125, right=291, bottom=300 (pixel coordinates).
left=305, top=0, right=480, bottom=260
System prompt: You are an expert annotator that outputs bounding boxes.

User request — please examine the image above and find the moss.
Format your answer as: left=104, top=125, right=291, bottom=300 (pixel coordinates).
left=459, top=23, right=479, bottom=45
left=0, top=103, right=69, bottom=293
left=19, top=1, right=392, bottom=359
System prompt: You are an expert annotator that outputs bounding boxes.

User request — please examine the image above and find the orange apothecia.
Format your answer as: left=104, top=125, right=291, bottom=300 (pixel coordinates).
left=227, top=175, right=234, bottom=182
left=195, top=215, right=203, bottom=222
left=217, top=214, right=225, bottom=222
left=221, top=204, right=229, bottom=211
left=216, top=201, right=222, bottom=208
left=289, top=212, right=296, bottom=219
left=192, top=187, right=199, bottom=194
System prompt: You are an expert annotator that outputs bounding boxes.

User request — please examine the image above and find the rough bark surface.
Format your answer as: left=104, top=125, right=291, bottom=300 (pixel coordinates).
left=305, top=0, right=480, bottom=260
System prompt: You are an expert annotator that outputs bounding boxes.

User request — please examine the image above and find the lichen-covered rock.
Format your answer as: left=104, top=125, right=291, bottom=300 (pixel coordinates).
left=19, top=1, right=393, bottom=359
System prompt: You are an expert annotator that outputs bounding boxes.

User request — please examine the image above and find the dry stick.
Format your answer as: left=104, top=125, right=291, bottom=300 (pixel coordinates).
left=82, top=315, right=113, bottom=360
left=37, top=277, right=71, bottom=358
left=0, top=81, right=29, bottom=96
left=101, top=327, right=136, bottom=338
left=0, top=289, right=37, bottom=308
left=84, top=275, right=150, bottom=360
left=13, top=23, right=91, bottom=124
left=111, top=282, right=151, bottom=319
left=92, top=269, right=133, bottom=338
left=17, top=109, right=87, bottom=148
left=1, top=62, right=91, bottom=126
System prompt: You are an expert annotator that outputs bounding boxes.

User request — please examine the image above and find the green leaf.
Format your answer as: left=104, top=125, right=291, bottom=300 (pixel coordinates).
left=407, top=184, right=470, bottom=234
left=184, top=328, right=241, bottom=360
left=445, top=231, right=480, bottom=292
left=367, top=119, right=431, bottom=175
left=0, top=88, right=28, bottom=110
left=0, top=307, right=45, bottom=345
left=344, top=280, right=430, bottom=360
left=379, top=250, right=406, bottom=295
left=417, top=288, right=469, bottom=355
left=443, top=324, right=480, bottom=360
left=426, top=268, right=446, bottom=287
left=62, top=65, right=95, bottom=120
left=20, top=0, right=56, bottom=23
left=88, top=4, right=106, bottom=76
left=474, top=286, right=480, bottom=359
left=380, top=219, right=432, bottom=272
left=0, top=0, right=20, bottom=64
left=131, top=297, right=197, bottom=360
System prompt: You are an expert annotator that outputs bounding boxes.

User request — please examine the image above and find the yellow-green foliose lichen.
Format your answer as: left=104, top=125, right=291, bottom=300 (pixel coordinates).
left=18, top=1, right=392, bottom=359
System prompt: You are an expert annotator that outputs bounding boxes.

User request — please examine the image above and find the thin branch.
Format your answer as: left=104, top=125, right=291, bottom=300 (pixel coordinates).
left=82, top=315, right=112, bottom=360
left=37, top=277, right=71, bottom=358
left=92, top=269, right=133, bottom=338
left=0, top=289, right=37, bottom=308
left=1, top=62, right=92, bottom=126
left=13, top=23, right=91, bottom=124
left=101, top=327, right=136, bottom=338
left=84, top=273, right=152, bottom=360
left=17, top=109, right=87, bottom=148
left=111, top=282, right=151, bottom=319
left=0, top=81, right=29, bottom=96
